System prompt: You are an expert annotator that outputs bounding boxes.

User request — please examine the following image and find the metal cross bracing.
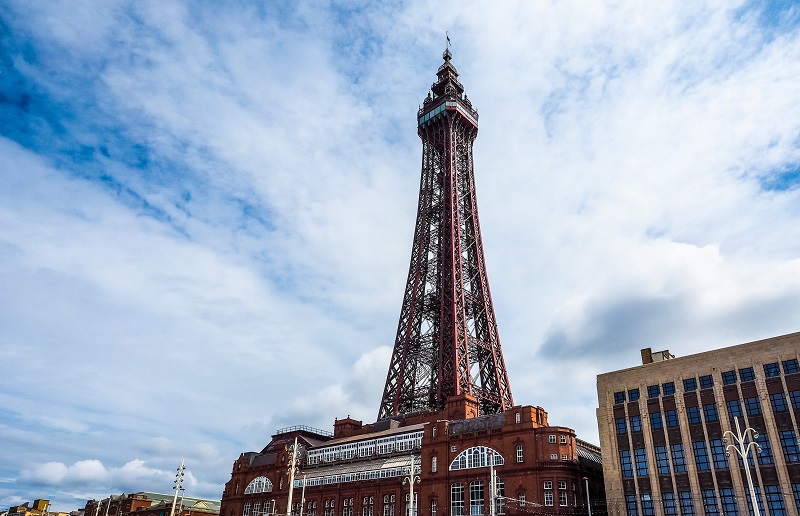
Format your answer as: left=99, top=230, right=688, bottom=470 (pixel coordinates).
left=378, top=48, right=513, bottom=420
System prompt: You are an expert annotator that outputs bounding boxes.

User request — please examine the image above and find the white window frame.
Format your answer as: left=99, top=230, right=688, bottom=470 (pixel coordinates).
left=469, top=481, right=484, bottom=516
left=244, top=477, right=274, bottom=494
left=449, top=446, right=504, bottom=471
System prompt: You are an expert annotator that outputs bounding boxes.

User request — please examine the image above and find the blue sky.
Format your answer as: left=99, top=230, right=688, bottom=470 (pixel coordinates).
left=2, top=0, right=800, bottom=511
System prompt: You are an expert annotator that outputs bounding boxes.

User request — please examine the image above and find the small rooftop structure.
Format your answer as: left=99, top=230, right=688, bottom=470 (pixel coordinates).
left=640, top=347, right=675, bottom=364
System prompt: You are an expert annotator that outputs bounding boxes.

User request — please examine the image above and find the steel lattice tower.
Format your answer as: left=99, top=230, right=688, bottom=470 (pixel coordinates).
left=378, top=48, right=513, bottom=420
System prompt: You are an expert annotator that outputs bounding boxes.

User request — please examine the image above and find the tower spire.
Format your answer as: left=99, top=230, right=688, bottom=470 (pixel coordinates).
left=378, top=51, right=513, bottom=420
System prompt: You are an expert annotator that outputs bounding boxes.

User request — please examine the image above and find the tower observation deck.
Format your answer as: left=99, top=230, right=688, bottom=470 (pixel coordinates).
left=378, top=48, right=514, bottom=420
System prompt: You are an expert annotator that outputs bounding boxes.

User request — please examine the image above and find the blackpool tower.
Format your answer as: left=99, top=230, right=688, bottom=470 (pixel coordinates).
left=378, top=48, right=514, bottom=420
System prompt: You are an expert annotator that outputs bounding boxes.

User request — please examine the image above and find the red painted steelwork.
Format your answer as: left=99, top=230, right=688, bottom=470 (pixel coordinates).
left=378, top=49, right=513, bottom=420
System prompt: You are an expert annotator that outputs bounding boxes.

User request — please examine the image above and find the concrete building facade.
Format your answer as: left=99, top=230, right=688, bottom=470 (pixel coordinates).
left=596, top=332, right=800, bottom=516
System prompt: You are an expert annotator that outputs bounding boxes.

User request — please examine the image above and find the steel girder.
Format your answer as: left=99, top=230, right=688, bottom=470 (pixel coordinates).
left=378, top=52, right=513, bottom=420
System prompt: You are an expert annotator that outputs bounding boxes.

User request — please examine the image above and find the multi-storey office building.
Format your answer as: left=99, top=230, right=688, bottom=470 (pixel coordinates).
left=596, top=332, right=800, bottom=516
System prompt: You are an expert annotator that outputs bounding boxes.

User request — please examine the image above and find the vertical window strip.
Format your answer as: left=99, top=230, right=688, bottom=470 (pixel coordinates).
left=720, top=489, right=738, bottom=516
left=745, top=487, right=763, bottom=516
left=655, top=445, right=671, bottom=474
left=692, top=441, right=711, bottom=471
left=620, top=450, right=633, bottom=477
left=709, top=439, right=729, bottom=469
left=650, top=412, right=663, bottom=429
left=792, top=484, right=800, bottom=512
left=702, top=490, right=720, bottom=516
left=663, top=493, right=677, bottom=516
left=744, top=397, right=762, bottom=416
left=770, top=392, right=789, bottom=412
left=779, top=430, right=800, bottom=462
left=703, top=403, right=719, bottom=422
left=756, top=433, right=774, bottom=465
left=679, top=491, right=696, bottom=516
left=764, top=486, right=786, bottom=516
left=739, top=368, right=755, bottom=382
left=671, top=444, right=687, bottom=473
left=641, top=495, right=654, bottom=516
left=625, top=495, right=638, bottom=516
left=634, top=448, right=649, bottom=476
left=726, top=400, right=743, bottom=419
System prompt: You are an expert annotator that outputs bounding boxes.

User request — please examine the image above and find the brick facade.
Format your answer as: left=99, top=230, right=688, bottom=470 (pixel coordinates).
left=220, top=396, right=605, bottom=516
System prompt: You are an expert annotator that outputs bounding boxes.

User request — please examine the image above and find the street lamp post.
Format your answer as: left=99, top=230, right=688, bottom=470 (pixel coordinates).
left=299, top=474, right=307, bottom=516
left=287, top=437, right=304, bottom=516
left=724, top=417, right=762, bottom=516
left=489, top=455, right=497, bottom=516
left=170, top=462, right=186, bottom=516
left=402, top=455, right=420, bottom=516
left=583, top=477, right=591, bottom=516
left=179, top=488, right=186, bottom=516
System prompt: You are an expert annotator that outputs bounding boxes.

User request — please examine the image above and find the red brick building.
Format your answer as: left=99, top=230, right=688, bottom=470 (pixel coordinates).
left=219, top=395, right=604, bottom=516
left=84, top=493, right=219, bottom=516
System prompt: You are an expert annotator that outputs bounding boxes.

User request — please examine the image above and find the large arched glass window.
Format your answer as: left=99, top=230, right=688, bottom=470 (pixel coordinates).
left=244, top=476, right=274, bottom=494
left=449, top=446, right=504, bottom=471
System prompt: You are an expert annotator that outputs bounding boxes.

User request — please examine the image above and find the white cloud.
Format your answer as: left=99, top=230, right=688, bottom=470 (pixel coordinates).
left=20, top=461, right=108, bottom=486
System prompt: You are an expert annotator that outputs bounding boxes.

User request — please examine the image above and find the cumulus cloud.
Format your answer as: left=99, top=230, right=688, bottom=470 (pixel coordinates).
left=21, top=461, right=107, bottom=486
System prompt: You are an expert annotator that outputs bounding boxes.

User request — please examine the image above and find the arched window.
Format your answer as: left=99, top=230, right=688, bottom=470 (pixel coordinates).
left=244, top=477, right=274, bottom=494
left=449, top=446, right=504, bottom=471
left=469, top=481, right=484, bottom=516
left=451, top=483, right=464, bottom=516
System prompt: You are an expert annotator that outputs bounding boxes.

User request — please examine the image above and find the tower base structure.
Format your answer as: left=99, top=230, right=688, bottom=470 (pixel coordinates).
left=220, top=399, right=605, bottom=516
